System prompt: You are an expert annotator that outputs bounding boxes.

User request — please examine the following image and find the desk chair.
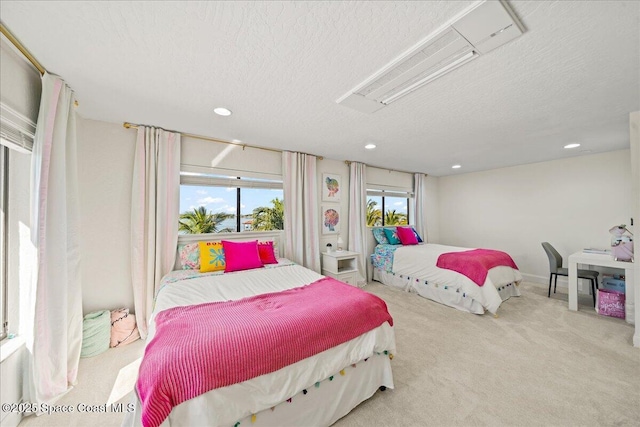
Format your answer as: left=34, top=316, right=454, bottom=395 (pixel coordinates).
left=541, top=242, right=599, bottom=307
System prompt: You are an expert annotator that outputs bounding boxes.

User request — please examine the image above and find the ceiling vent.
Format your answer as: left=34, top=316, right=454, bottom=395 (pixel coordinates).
left=336, top=0, right=525, bottom=113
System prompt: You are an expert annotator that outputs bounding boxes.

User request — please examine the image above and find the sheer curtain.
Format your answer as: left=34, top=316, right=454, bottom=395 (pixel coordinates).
left=348, top=162, right=368, bottom=284
left=26, top=72, right=82, bottom=407
left=414, top=173, right=428, bottom=242
left=130, top=126, right=180, bottom=339
left=282, top=151, right=321, bottom=273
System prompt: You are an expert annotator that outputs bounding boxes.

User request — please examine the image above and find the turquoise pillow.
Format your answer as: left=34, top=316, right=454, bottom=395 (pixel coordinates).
left=372, top=228, right=389, bottom=245
left=383, top=227, right=401, bottom=245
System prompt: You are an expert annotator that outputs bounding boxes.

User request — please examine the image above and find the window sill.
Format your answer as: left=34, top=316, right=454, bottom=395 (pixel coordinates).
left=0, top=335, right=25, bottom=363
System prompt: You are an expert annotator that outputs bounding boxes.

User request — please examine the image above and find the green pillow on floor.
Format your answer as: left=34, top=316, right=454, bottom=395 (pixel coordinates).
left=81, top=310, right=110, bottom=358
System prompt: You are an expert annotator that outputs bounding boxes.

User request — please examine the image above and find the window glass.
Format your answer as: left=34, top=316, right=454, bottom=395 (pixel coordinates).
left=179, top=173, right=283, bottom=234
left=0, top=147, right=6, bottom=340
left=241, top=188, right=284, bottom=231
left=384, top=196, right=409, bottom=225
left=366, top=189, right=411, bottom=227
left=179, top=185, right=236, bottom=233
left=367, top=196, right=382, bottom=227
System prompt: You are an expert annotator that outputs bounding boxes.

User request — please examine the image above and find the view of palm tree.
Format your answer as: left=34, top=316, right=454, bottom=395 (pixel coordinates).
left=367, top=198, right=408, bottom=226
left=252, top=198, right=284, bottom=231
left=384, top=209, right=408, bottom=225
left=367, top=199, right=382, bottom=226
left=178, top=206, right=234, bottom=234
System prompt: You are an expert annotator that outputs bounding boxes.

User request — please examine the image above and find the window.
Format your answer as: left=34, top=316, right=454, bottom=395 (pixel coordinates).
left=0, top=146, right=7, bottom=340
left=366, top=189, right=411, bottom=227
left=179, top=173, right=284, bottom=234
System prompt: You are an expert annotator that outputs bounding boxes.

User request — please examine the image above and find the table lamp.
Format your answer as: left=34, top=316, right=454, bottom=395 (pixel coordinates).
left=337, top=236, right=344, bottom=252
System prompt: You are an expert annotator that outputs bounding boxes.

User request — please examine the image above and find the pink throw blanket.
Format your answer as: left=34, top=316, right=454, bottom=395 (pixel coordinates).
left=436, top=249, right=518, bottom=286
left=136, top=277, right=393, bottom=427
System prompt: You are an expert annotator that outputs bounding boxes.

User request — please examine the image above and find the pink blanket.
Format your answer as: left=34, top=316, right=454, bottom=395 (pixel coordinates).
left=436, top=249, right=518, bottom=286
left=136, top=277, right=393, bottom=427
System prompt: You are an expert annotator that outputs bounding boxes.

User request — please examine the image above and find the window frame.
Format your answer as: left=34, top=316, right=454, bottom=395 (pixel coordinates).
left=1, top=146, right=8, bottom=340
left=366, top=188, right=413, bottom=227
left=179, top=172, right=284, bottom=234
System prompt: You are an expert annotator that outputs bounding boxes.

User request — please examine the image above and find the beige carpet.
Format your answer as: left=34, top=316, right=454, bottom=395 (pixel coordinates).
left=19, top=282, right=639, bottom=427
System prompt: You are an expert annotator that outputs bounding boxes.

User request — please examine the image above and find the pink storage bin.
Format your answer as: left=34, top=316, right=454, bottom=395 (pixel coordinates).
left=597, top=289, right=625, bottom=319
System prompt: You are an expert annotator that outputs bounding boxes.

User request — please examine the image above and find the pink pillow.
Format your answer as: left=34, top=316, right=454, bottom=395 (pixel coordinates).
left=397, top=226, right=419, bottom=245
left=258, top=241, right=278, bottom=264
left=222, top=240, right=264, bottom=272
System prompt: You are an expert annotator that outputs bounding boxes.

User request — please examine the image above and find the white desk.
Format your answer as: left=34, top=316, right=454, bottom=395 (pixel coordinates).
left=568, top=252, right=635, bottom=327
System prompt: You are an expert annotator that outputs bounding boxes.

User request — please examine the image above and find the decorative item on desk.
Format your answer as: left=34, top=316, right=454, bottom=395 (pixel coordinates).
left=326, top=243, right=333, bottom=253
left=609, top=224, right=634, bottom=262
left=337, top=237, right=344, bottom=252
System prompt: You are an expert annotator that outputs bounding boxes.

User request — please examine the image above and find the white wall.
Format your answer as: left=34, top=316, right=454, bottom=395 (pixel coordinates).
left=437, top=150, right=632, bottom=285
left=77, top=117, right=136, bottom=314
left=317, top=158, right=351, bottom=252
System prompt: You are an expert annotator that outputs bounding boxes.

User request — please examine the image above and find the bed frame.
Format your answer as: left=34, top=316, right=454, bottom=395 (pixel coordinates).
left=126, top=230, right=394, bottom=426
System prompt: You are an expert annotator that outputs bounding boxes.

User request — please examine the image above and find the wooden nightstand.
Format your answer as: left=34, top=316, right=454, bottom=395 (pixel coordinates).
left=322, top=250, right=359, bottom=286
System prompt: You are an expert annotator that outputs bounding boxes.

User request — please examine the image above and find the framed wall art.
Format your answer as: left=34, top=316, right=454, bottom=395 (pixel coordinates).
left=322, top=173, right=341, bottom=202
left=321, top=205, right=340, bottom=234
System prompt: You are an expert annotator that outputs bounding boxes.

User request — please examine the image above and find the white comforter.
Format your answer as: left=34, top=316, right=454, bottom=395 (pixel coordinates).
left=130, top=261, right=396, bottom=427
left=393, top=244, right=522, bottom=314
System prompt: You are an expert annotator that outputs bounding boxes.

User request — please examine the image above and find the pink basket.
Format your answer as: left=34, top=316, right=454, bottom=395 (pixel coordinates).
left=598, top=289, right=625, bottom=319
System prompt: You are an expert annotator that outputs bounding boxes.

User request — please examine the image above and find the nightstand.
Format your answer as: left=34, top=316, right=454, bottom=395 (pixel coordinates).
left=322, top=250, right=359, bottom=286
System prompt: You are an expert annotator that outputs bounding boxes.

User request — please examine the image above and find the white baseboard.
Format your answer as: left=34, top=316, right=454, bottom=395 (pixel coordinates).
left=520, top=273, right=589, bottom=293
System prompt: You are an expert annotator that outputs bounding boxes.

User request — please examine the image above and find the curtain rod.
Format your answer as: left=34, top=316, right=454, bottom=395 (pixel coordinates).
left=123, top=122, right=322, bottom=160
left=0, top=23, right=45, bottom=75
left=344, top=160, right=426, bottom=176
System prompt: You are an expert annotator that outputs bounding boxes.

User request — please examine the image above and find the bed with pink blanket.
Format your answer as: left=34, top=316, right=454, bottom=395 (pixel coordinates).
left=126, top=257, right=396, bottom=427
left=370, top=239, right=522, bottom=315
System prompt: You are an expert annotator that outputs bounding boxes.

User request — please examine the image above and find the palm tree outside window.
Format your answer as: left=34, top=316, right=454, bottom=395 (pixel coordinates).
left=179, top=173, right=284, bottom=234
left=366, top=189, right=411, bottom=227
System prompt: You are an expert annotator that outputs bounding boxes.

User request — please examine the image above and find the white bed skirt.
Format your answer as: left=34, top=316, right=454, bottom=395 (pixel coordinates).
left=124, top=352, right=394, bottom=427
left=372, top=267, right=520, bottom=315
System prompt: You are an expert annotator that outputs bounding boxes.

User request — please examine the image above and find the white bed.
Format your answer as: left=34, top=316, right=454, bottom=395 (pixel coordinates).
left=125, top=233, right=396, bottom=427
left=368, top=229, right=522, bottom=315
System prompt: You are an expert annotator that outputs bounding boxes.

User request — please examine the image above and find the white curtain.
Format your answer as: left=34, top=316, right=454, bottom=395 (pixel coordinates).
left=414, top=173, right=428, bottom=242
left=26, top=72, right=82, bottom=407
left=348, top=162, right=368, bottom=284
left=282, top=151, right=321, bottom=273
left=131, top=126, right=180, bottom=339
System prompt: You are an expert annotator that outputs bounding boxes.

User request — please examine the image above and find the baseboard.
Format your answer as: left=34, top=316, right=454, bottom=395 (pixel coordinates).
left=520, top=273, right=589, bottom=293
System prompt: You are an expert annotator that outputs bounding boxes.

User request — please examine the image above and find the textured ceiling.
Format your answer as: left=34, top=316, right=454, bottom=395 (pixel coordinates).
left=1, top=1, right=638, bottom=176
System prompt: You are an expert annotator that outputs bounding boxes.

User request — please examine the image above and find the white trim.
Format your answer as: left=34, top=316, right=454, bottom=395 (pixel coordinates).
left=0, top=335, right=24, bottom=363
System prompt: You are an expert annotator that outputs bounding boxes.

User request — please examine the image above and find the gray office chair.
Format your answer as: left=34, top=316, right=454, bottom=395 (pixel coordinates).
left=541, top=242, right=599, bottom=307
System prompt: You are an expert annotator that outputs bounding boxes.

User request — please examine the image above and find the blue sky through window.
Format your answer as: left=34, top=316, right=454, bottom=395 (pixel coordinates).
left=180, top=185, right=283, bottom=216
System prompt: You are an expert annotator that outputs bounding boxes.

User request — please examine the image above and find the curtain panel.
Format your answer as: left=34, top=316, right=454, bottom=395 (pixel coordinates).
left=26, top=72, right=83, bottom=407
left=414, top=173, right=428, bottom=242
left=131, top=126, right=181, bottom=339
left=282, top=151, right=321, bottom=273
left=348, top=162, right=368, bottom=284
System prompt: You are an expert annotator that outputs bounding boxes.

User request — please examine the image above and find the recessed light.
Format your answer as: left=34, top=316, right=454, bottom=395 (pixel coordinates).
left=231, top=139, right=242, bottom=143
left=365, top=144, right=376, bottom=150
left=214, top=107, right=232, bottom=116
left=451, top=164, right=461, bottom=169
left=564, top=143, right=580, bottom=149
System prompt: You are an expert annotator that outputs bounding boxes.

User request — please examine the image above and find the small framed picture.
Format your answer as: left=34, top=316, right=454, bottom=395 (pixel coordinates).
left=321, top=205, right=340, bottom=234
left=322, top=173, right=341, bottom=202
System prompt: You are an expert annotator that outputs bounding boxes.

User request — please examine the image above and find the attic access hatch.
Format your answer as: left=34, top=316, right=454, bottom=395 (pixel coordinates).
left=336, top=0, right=525, bottom=113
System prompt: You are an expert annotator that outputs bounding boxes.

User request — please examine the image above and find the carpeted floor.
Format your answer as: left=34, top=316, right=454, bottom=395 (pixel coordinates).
left=18, top=282, right=640, bottom=427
